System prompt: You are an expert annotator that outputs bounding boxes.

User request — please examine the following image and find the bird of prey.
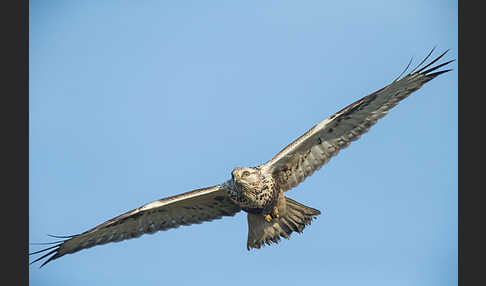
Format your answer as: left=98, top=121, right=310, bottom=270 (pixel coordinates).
left=30, top=49, right=454, bottom=267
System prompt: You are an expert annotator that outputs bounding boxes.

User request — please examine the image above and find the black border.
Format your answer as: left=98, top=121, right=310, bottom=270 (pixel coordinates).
left=3, top=0, right=29, bottom=284
left=458, top=1, right=479, bottom=285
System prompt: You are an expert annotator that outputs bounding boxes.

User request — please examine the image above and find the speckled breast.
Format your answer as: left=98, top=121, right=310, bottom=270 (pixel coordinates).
left=229, top=175, right=279, bottom=214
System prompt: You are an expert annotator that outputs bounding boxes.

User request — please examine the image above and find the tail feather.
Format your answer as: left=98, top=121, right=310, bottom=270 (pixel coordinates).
left=247, top=195, right=320, bottom=250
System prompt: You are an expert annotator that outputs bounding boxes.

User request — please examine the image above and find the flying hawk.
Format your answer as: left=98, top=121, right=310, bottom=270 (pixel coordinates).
left=30, top=49, right=454, bottom=267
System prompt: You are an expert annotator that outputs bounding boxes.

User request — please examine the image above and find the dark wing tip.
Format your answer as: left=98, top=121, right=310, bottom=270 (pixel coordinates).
left=414, top=49, right=455, bottom=77
left=421, top=59, right=455, bottom=76
left=29, top=243, right=63, bottom=268
left=394, top=48, right=454, bottom=83
left=30, top=234, right=74, bottom=268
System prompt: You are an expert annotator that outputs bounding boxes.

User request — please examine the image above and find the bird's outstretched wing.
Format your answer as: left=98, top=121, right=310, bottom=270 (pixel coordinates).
left=261, top=49, right=454, bottom=192
left=30, top=184, right=240, bottom=267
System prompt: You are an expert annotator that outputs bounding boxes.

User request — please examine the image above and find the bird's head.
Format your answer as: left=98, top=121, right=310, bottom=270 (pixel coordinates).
left=231, top=167, right=261, bottom=190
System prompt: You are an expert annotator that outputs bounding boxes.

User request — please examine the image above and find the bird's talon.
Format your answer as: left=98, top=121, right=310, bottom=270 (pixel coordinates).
left=265, top=214, right=272, bottom=222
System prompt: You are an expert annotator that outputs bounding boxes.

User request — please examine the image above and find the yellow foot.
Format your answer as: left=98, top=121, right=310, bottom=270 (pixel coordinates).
left=265, top=214, right=272, bottom=222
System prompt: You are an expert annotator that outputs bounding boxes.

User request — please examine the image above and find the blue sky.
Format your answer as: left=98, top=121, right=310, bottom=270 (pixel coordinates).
left=29, top=1, right=457, bottom=285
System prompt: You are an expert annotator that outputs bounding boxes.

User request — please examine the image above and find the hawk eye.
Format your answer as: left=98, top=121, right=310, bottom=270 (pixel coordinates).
left=241, top=171, right=250, bottom=177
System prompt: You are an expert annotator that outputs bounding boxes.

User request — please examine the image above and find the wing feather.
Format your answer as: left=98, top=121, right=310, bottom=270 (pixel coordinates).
left=261, top=50, right=454, bottom=192
left=30, top=184, right=240, bottom=267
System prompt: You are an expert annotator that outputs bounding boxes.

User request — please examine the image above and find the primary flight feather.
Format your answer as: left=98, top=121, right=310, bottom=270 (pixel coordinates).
left=30, top=49, right=454, bottom=267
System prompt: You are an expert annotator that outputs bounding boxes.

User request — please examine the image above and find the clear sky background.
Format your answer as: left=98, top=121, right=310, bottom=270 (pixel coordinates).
left=29, top=1, right=457, bottom=285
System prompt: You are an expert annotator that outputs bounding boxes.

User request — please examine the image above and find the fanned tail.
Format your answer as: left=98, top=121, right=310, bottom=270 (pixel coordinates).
left=247, top=195, right=320, bottom=250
